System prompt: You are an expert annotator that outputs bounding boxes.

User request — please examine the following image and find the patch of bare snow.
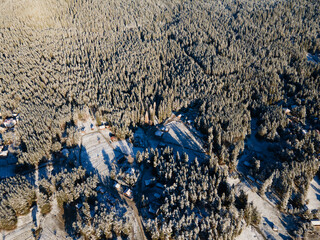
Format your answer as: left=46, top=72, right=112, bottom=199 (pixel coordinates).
left=306, top=176, right=320, bottom=211
left=163, top=121, right=205, bottom=153
left=236, top=225, right=264, bottom=240
left=111, top=140, right=134, bottom=156
left=99, top=128, right=112, bottom=141
left=2, top=211, right=34, bottom=240
left=81, top=132, right=122, bottom=181
left=235, top=180, right=291, bottom=240
left=227, top=176, right=240, bottom=186
left=39, top=197, right=70, bottom=240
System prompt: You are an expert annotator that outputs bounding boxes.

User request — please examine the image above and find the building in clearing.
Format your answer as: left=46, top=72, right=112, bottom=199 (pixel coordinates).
left=62, top=149, right=69, bottom=158
left=76, top=204, right=83, bottom=210
left=155, top=183, right=165, bottom=189
left=111, top=136, right=118, bottom=142
left=244, top=161, right=251, bottom=167
left=145, top=178, right=156, bottom=187
left=272, top=224, right=278, bottom=232
left=187, top=120, right=193, bottom=125
left=247, top=175, right=255, bottom=182
left=283, top=108, right=291, bottom=114
left=114, top=183, right=121, bottom=192
left=159, top=126, right=169, bottom=132
left=3, top=118, right=16, bottom=128
left=0, top=150, right=8, bottom=158
left=311, top=220, right=320, bottom=226
left=98, top=125, right=106, bottom=130
left=154, top=193, right=161, bottom=199
left=124, top=188, right=133, bottom=199
left=126, top=168, right=135, bottom=175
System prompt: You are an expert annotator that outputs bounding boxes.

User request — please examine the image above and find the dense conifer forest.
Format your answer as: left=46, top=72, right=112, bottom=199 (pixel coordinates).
left=0, top=0, right=319, bottom=239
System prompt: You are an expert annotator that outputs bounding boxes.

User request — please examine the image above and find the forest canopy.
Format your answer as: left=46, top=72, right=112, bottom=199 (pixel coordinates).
left=0, top=0, right=319, bottom=239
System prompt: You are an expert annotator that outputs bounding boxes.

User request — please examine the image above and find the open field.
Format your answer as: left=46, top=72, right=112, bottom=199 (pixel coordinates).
left=111, top=140, right=134, bottom=156
left=306, top=176, right=320, bottom=211
left=162, top=121, right=205, bottom=153
left=39, top=197, right=69, bottom=240
left=1, top=210, right=34, bottom=240
left=235, top=179, right=291, bottom=240
left=236, top=225, right=264, bottom=240
left=80, top=132, right=122, bottom=182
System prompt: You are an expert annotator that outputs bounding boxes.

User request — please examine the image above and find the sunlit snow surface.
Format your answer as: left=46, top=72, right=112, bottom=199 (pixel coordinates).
left=81, top=132, right=122, bottom=182
left=307, top=176, right=320, bottom=211
left=163, top=121, right=205, bottom=153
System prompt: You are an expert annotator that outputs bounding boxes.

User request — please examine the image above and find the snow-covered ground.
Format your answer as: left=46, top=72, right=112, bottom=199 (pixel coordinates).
left=235, top=178, right=291, bottom=240
left=111, top=140, right=134, bottom=156
left=1, top=210, right=34, bottom=240
left=77, top=115, right=97, bottom=134
left=2, top=193, right=74, bottom=239
left=162, top=121, right=205, bottom=153
left=99, top=128, right=112, bottom=141
left=39, top=197, right=70, bottom=240
left=81, top=132, right=122, bottom=182
left=306, top=176, right=320, bottom=211
left=236, top=225, right=264, bottom=240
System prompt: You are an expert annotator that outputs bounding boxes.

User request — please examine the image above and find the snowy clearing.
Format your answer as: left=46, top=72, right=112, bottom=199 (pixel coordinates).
left=235, top=179, right=291, bottom=240
left=39, top=197, right=69, bottom=240
left=236, top=225, right=264, bottom=240
left=306, top=176, right=320, bottom=211
left=2, top=210, right=34, bottom=240
left=81, top=132, right=122, bottom=181
left=111, top=140, right=134, bottom=156
left=162, top=121, right=205, bottom=153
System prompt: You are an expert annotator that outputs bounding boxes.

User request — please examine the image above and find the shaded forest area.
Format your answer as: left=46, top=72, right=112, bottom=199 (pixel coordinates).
left=0, top=0, right=320, bottom=238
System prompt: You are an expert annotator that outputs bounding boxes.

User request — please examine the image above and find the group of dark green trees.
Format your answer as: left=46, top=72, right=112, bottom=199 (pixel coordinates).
left=138, top=147, right=260, bottom=240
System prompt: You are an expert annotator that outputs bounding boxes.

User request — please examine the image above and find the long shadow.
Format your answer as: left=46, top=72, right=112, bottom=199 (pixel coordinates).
left=80, top=142, right=99, bottom=176
left=279, top=233, right=293, bottom=240
left=311, top=183, right=320, bottom=193
left=63, top=204, right=77, bottom=238
left=57, top=144, right=97, bottom=237
left=113, top=140, right=133, bottom=156
left=263, top=217, right=274, bottom=228
left=174, top=123, right=203, bottom=152
left=32, top=204, right=38, bottom=228
left=310, top=176, right=320, bottom=193
left=280, top=213, right=301, bottom=238
left=101, top=148, right=119, bottom=186
left=161, top=122, right=208, bottom=163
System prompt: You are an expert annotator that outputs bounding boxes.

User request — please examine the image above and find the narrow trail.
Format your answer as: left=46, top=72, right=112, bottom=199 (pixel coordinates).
left=123, top=197, right=147, bottom=240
